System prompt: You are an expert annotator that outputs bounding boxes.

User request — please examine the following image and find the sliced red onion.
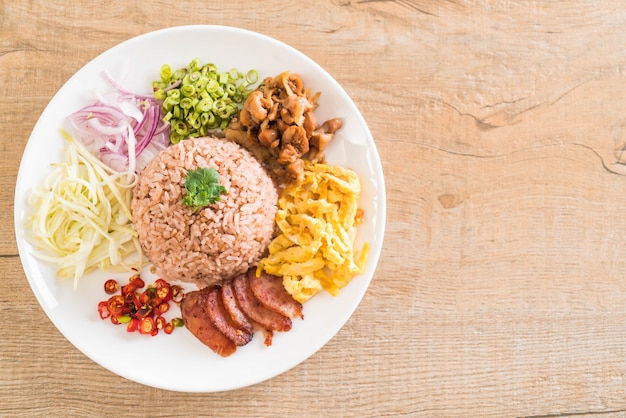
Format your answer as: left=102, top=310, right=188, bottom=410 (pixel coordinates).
left=64, top=72, right=170, bottom=173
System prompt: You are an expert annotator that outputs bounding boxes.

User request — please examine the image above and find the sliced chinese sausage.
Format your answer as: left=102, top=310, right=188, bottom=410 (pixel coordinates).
left=180, top=289, right=236, bottom=357
left=232, top=272, right=292, bottom=334
left=205, top=285, right=253, bottom=347
left=248, top=269, right=303, bottom=319
left=221, top=279, right=253, bottom=333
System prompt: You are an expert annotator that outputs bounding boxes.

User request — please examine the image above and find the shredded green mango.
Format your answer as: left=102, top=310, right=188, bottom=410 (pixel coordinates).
left=26, top=129, right=143, bottom=287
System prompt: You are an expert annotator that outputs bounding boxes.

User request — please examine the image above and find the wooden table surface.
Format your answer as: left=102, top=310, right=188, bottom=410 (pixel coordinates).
left=5, top=1, right=626, bottom=416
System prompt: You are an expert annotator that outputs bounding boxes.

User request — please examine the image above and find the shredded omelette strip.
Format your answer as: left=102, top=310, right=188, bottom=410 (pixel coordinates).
left=26, top=130, right=143, bottom=287
left=257, top=161, right=369, bottom=303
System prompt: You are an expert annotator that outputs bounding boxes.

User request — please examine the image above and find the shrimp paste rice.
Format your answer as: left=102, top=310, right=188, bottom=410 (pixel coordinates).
left=131, top=136, right=279, bottom=287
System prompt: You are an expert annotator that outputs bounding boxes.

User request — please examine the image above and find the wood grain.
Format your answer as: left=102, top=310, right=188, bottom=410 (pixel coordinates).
left=5, top=0, right=626, bottom=416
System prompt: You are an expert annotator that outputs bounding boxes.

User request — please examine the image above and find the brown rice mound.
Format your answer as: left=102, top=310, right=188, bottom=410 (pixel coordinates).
left=131, top=136, right=279, bottom=287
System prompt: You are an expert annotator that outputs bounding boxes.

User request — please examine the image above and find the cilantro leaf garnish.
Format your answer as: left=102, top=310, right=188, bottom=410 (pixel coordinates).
left=182, top=167, right=227, bottom=211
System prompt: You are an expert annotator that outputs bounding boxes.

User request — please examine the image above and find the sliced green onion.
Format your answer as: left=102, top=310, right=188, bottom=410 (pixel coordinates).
left=205, top=112, right=216, bottom=126
left=225, top=83, right=237, bottom=96
left=196, top=76, right=208, bottom=92
left=170, top=131, right=184, bottom=144
left=206, top=78, right=219, bottom=94
left=188, top=115, right=201, bottom=130
left=160, top=64, right=172, bottom=82
left=188, top=58, right=202, bottom=72
left=228, top=68, right=241, bottom=81
left=179, top=97, right=194, bottom=110
left=246, top=69, right=259, bottom=84
left=174, top=120, right=188, bottom=136
left=216, top=108, right=231, bottom=120
left=173, top=68, right=187, bottom=80
left=162, top=97, right=176, bottom=112
left=195, top=97, right=213, bottom=113
left=180, top=84, right=195, bottom=97
left=153, top=89, right=166, bottom=100
left=153, top=57, right=259, bottom=143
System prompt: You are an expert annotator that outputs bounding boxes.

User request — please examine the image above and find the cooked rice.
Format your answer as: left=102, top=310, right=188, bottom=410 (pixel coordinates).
left=131, top=136, right=278, bottom=287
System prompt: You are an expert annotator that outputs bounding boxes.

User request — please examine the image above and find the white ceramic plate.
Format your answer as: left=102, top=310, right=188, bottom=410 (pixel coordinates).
left=14, top=25, right=386, bottom=392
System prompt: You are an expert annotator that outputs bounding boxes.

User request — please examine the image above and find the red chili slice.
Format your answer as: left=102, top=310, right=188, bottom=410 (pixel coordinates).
left=163, top=323, right=174, bottom=334
left=155, top=315, right=167, bottom=330
left=154, top=278, right=169, bottom=288
left=156, top=285, right=172, bottom=303
left=97, top=301, right=111, bottom=319
left=139, top=289, right=153, bottom=305
left=171, top=285, right=184, bottom=303
left=107, top=295, right=125, bottom=316
left=139, top=317, right=156, bottom=335
left=125, top=294, right=141, bottom=315
left=127, top=317, right=139, bottom=333
left=129, top=275, right=145, bottom=289
left=121, top=283, right=138, bottom=297
left=103, top=279, right=119, bottom=294
left=135, top=301, right=153, bottom=318
left=155, top=302, right=170, bottom=315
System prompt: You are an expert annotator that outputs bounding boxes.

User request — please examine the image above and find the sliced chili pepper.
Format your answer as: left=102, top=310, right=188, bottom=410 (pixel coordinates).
left=130, top=275, right=145, bottom=289
left=138, top=289, right=152, bottom=306
left=156, top=285, right=172, bottom=303
left=171, top=285, right=184, bottom=303
left=127, top=317, right=139, bottom=333
left=139, top=317, right=156, bottom=335
left=136, top=305, right=153, bottom=318
left=124, top=294, right=141, bottom=315
left=154, top=278, right=169, bottom=288
left=163, top=323, right=174, bottom=334
left=97, top=301, right=111, bottom=319
left=107, top=295, right=125, bottom=316
left=103, top=279, right=119, bottom=294
left=155, top=315, right=167, bottom=330
left=155, top=302, right=170, bottom=315
left=121, top=283, right=138, bottom=297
